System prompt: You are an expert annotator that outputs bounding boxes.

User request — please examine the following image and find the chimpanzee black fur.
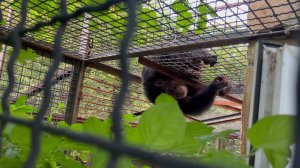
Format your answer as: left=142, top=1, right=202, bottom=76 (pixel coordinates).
left=141, top=67, right=231, bottom=115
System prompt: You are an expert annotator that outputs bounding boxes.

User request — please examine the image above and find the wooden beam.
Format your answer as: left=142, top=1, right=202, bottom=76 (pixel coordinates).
left=213, top=99, right=242, bottom=110
left=86, top=61, right=142, bottom=84
left=138, top=56, right=203, bottom=86
left=214, top=105, right=241, bottom=112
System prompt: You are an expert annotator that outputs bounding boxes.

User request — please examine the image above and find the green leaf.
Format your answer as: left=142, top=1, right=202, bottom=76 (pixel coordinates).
left=138, top=93, right=186, bottom=151
left=9, top=96, right=37, bottom=118
left=123, top=113, right=137, bottom=124
left=0, top=18, right=6, bottom=26
left=247, top=115, right=295, bottom=150
left=203, top=151, right=251, bottom=168
left=10, top=125, right=31, bottom=159
left=137, top=7, right=160, bottom=32
left=197, top=4, right=217, bottom=17
left=124, top=125, right=142, bottom=145
left=99, top=13, right=117, bottom=22
left=176, top=13, right=194, bottom=35
left=89, top=18, right=99, bottom=32
left=247, top=115, right=295, bottom=168
left=57, top=102, right=65, bottom=109
left=11, top=105, right=36, bottom=115
left=30, top=0, right=58, bottom=18
left=171, top=137, right=203, bottom=154
left=185, top=122, right=214, bottom=138
left=94, top=0, right=107, bottom=4
left=118, top=157, right=135, bottom=168
left=71, top=123, right=83, bottom=133
left=83, top=116, right=111, bottom=138
left=91, top=150, right=109, bottom=168
left=154, top=92, right=177, bottom=105
left=10, top=125, right=31, bottom=146
left=77, top=151, right=90, bottom=163
left=195, top=15, right=207, bottom=35
left=57, top=121, right=71, bottom=129
left=5, top=148, right=19, bottom=159
left=40, top=133, right=63, bottom=156
left=48, top=113, right=53, bottom=123
left=54, top=151, right=85, bottom=168
left=171, top=122, right=213, bottom=154
left=171, top=0, right=194, bottom=35
left=0, top=159, right=24, bottom=168
left=196, top=129, right=237, bottom=142
left=8, top=48, right=38, bottom=64
left=60, top=140, right=91, bottom=151
left=14, top=95, right=27, bottom=107
left=84, top=0, right=106, bottom=5
left=138, top=8, right=157, bottom=21
left=142, top=166, right=151, bottom=168
left=4, top=123, right=16, bottom=137
left=264, top=149, right=291, bottom=168
left=171, top=0, right=189, bottom=13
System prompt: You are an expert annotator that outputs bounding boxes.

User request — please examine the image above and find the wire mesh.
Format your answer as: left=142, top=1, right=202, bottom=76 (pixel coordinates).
left=1, top=0, right=299, bottom=88
left=79, top=67, right=151, bottom=120
left=1, top=0, right=299, bottom=60
left=145, top=44, right=248, bottom=84
left=0, top=46, right=73, bottom=122
left=0, top=0, right=299, bottom=168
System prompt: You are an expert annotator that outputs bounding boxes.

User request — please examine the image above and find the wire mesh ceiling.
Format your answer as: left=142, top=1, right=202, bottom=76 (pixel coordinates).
left=1, top=0, right=299, bottom=59
left=0, top=0, right=299, bottom=85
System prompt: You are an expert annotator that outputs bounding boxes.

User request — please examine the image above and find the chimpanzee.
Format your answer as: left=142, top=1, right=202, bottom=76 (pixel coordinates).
left=140, top=67, right=231, bottom=115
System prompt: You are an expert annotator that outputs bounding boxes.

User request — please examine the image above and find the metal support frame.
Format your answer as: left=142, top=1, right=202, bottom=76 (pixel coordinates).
left=88, top=29, right=300, bottom=62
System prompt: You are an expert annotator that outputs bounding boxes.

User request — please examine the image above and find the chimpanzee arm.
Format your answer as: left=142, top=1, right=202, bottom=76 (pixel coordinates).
left=178, top=85, right=219, bottom=115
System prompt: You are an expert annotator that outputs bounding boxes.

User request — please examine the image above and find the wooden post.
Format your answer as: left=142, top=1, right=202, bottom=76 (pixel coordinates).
left=64, top=12, right=91, bottom=124
left=64, top=61, right=85, bottom=124
left=218, top=138, right=226, bottom=150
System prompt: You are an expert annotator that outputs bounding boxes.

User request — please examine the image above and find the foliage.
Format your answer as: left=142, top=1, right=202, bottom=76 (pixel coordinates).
left=0, top=93, right=296, bottom=168
left=171, top=0, right=195, bottom=35
left=248, top=115, right=295, bottom=168
left=171, top=0, right=217, bottom=35
left=0, top=95, right=37, bottom=119
left=7, top=48, right=37, bottom=64
left=0, top=94, right=252, bottom=168
left=4, top=0, right=219, bottom=50
left=49, top=102, right=66, bottom=124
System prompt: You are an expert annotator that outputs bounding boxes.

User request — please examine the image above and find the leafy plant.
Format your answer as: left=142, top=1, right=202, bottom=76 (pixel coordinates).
left=0, top=18, right=6, bottom=26
left=48, top=102, right=66, bottom=124
left=7, top=48, right=37, bottom=64
left=195, top=3, right=217, bottom=35
left=0, top=95, right=37, bottom=119
left=137, top=7, right=160, bottom=32
left=171, top=0, right=195, bottom=35
left=0, top=93, right=296, bottom=168
left=171, top=1, right=218, bottom=35
left=248, top=115, right=295, bottom=168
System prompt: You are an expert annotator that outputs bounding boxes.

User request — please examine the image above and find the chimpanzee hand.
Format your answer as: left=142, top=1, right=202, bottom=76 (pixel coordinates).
left=211, top=75, right=231, bottom=96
